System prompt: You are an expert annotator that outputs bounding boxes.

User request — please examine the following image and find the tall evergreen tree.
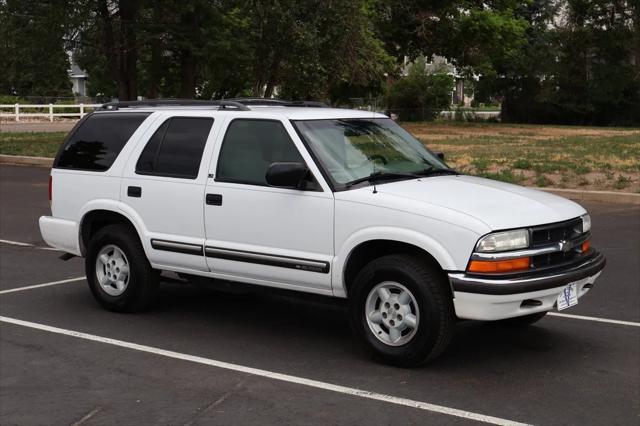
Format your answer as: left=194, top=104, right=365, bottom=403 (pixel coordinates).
left=0, top=0, right=72, bottom=97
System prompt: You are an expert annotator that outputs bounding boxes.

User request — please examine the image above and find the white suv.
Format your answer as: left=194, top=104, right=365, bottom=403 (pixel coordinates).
left=40, top=99, right=606, bottom=366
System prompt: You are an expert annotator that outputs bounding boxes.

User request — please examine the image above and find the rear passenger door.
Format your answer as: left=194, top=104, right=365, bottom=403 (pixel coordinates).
left=121, top=113, right=221, bottom=272
left=203, top=118, right=334, bottom=293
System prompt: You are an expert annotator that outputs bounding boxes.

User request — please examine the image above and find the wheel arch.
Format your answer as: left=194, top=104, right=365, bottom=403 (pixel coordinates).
left=79, top=203, right=147, bottom=257
left=334, top=228, right=457, bottom=298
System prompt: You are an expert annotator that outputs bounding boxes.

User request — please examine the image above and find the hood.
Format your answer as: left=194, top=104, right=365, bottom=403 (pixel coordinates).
left=374, top=175, right=586, bottom=231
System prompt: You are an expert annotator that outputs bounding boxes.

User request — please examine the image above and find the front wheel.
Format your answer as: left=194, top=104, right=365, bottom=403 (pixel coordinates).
left=86, top=224, right=158, bottom=312
left=349, top=254, right=455, bottom=367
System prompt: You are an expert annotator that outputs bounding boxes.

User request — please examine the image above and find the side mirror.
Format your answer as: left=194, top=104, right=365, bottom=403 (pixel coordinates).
left=266, top=162, right=309, bottom=189
left=435, top=151, right=445, bottom=161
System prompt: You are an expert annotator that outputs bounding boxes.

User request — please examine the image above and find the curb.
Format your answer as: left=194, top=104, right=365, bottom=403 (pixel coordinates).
left=532, top=187, right=640, bottom=205
left=1, top=154, right=638, bottom=205
left=0, top=154, right=53, bottom=167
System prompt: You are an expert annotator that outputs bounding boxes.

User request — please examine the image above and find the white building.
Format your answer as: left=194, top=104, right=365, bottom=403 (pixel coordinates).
left=67, top=53, right=88, bottom=97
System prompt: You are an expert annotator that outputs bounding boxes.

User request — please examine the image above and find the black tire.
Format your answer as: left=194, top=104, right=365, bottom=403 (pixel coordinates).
left=86, top=224, right=159, bottom=312
left=349, top=254, right=455, bottom=367
left=500, top=311, right=547, bottom=326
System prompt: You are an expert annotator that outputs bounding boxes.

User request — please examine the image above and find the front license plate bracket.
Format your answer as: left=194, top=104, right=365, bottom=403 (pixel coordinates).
left=557, top=282, right=579, bottom=310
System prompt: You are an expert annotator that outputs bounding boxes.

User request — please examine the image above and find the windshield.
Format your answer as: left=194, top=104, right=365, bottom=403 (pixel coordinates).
left=293, top=118, right=451, bottom=188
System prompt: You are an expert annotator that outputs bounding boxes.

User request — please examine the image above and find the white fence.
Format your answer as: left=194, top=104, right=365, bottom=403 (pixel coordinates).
left=0, top=103, right=102, bottom=121
left=439, top=110, right=500, bottom=120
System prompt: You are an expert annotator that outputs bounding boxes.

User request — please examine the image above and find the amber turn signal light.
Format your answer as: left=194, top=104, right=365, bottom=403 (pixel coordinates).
left=581, top=240, right=590, bottom=253
left=468, top=257, right=531, bottom=273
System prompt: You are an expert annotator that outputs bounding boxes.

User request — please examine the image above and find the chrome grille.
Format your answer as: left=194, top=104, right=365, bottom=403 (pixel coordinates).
left=531, top=217, right=582, bottom=247
left=530, top=218, right=586, bottom=269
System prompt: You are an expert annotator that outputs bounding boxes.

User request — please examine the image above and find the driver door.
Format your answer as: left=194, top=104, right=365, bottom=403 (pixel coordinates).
left=203, top=118, right=334, bottom=294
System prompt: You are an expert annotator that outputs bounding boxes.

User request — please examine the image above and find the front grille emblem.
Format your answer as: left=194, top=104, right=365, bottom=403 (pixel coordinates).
left=559, top=239, right=575, bottom=252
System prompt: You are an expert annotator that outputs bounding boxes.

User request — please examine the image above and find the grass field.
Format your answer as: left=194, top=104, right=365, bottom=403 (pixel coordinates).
left=0, top=132, right=67, bottom=158
left=404, top=122, right=640, bottom=193
left=1, top=122, right=639, bottom=192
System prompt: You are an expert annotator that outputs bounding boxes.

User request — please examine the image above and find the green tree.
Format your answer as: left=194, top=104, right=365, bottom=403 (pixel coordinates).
left=550, top=0, right=639, bottom=125
left=485, top=0, right=562, bottom=122
left=497, top=0, right=639, bottom=125
left=374, top=0, right=458, bottom=61
left=71, top=0, right=148, bottom=100
left=0, top=0, right=71, bottom=97
left=72, top=0, right=264, bottom=99
left=386, top=59, right=454, bottom=121
left=225, top=0, right=393, bottom=102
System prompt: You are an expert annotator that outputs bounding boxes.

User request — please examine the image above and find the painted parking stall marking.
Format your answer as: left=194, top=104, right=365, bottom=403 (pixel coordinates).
left=548, top=312, right=640, bottom=327
left=0, top=315, right=528, bottom=426
left=0, top=238, right=62, bottom=251
left=0, top=277, right=85, bottom=295
left=0, top=239, right=33, bottom=247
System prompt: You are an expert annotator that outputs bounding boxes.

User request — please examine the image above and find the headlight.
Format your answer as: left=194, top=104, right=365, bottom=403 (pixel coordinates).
left=581, top=214, right=591, bottom=233
left=475, top=229, right=529, bottom=252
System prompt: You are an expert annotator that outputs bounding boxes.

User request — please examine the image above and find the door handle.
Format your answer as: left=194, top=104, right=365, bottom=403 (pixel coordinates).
left=127, top=186, right=142, bottom=197
left=206, top=193, right=223, bottom=206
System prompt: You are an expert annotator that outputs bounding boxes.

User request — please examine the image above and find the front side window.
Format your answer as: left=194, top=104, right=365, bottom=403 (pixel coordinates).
left=216, top=119, right=307, bottom=186
left=136, top=117, right=213, bottom=179
left=55, top=112, right=150, bottom=171
left=293, top=118, right=452, bottom=188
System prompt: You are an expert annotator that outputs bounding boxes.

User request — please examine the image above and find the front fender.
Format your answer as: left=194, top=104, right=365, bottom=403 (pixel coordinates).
left=331, top=226, right=459, bottom=297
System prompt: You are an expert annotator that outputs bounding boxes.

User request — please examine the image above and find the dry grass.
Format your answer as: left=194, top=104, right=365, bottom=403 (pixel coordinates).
left=403, top=122, right=640, bottom=193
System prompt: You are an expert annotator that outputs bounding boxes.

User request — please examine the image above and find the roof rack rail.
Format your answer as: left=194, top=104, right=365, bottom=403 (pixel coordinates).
left=218, top=100, right=251, bottom=110
left=225, top=98, right=329, bottom=108
left=98, top=98, right=328, bottom=111
left=99, top=99, right=250, bottom=111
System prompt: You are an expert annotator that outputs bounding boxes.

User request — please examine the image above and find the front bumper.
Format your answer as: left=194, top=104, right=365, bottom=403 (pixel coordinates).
left=448, top=251, right=606, bottom=320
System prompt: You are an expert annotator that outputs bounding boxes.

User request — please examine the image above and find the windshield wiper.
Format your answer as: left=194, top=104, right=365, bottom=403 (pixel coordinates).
left=344, top=171, right=421, bottom=188
left=415, top=167, right=459, bottom=177
left=344, top=168, right=459, bottom=188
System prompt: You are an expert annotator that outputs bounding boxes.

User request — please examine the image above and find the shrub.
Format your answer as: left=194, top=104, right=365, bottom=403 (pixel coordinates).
left=512, top=159, right=532, bottom=170
left=386, top=60, right=454, bottom=121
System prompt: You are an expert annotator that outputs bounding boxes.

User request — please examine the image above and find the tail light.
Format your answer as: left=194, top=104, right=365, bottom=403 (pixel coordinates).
left=48, top=175, right=52, bottom=205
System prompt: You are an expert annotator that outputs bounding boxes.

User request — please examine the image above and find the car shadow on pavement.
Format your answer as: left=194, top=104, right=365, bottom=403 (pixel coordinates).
left=149, top=277, right=583, bottom=371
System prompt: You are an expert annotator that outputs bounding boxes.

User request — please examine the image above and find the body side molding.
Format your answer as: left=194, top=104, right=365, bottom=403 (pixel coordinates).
left=151, top=239, right=204, bottom=256
left=205, top=246, right=330, bottom=274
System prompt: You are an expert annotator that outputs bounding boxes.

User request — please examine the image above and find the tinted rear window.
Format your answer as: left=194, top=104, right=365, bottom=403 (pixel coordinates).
left=54, top=112, right=151, bottom=171
left=136, top=117, right=214, bottom=179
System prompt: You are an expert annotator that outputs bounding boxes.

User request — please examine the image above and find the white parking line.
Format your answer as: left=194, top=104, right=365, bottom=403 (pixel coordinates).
left=0, top=315, right=528, bottom=426
left=548, top=312, right=640, bottom=327
left=0, top=239, right=33, bottom=247
left=0, top=277, right=85, bottom=295
left=0, top=238, right=62, bottom=251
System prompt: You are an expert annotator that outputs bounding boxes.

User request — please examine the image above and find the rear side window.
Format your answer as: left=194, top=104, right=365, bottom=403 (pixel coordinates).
left=136, top=117, right=214, bottom=179
left=54, top=112, right=150, bottom=171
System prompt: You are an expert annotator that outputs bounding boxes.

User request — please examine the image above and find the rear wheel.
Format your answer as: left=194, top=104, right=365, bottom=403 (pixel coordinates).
left=86, top=224, right=158, bottom=312
left=349, top=254, right=454, bottom=367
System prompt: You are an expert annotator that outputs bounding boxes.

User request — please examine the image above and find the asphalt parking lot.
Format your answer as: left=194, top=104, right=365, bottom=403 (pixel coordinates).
left=1, top=163, right=638, bottom=425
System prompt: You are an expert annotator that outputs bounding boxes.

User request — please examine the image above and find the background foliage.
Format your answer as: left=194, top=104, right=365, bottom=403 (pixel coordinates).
left=386, top=59, right=454, bottom=121
left=0, top=0, right=638, bottom=125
